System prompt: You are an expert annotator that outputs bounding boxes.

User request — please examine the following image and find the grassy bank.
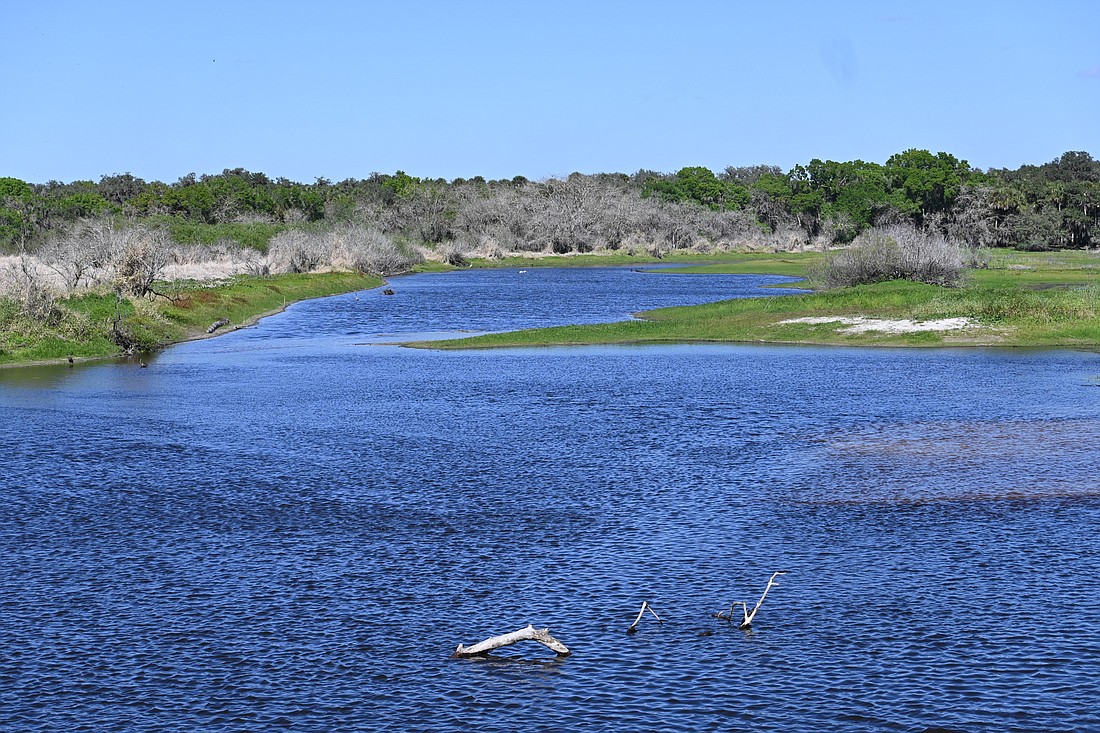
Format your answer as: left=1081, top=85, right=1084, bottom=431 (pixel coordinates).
left=636, top=251, right=821, bottom=279
left=459, top=248, right=812, bottom=270
left=0, top=247, right=778, bottom=367
left=0, top=271, right=381, bottom=366
left=405, top=248, right=821, bottom=275
left=412, top=250, right=1100, bottom=350
left=7, top=248, right=1097, bottom=365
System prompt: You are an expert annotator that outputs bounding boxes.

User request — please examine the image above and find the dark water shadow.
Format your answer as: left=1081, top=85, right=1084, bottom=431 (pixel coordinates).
left=452, top=653, right=570, bottom=669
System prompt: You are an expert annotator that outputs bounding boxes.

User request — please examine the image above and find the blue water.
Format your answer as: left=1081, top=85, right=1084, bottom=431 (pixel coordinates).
left=2, top=267, right=1099, bottom=732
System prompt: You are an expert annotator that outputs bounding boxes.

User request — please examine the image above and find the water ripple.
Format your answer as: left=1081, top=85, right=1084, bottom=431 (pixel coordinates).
left=2, top=271, right=1099, bottom=731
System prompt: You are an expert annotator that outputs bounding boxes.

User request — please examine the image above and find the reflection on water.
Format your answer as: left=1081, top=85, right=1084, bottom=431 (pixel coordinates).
left=1, top=268, right=1099, bottom=732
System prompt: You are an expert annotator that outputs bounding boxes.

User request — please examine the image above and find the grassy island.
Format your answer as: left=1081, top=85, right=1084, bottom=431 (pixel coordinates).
left=411, top=250, right=1100, bottom=350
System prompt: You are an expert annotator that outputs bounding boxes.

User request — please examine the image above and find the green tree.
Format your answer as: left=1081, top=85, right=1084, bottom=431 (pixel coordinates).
left=987, top=151, right=1100, bottom=249
left=52, top=191, right=112, bottom=220
left=271, top=182, right=324, bottom=222
left=644, top=166, right=749, bottom=210
left=0, top=177, right=39, bottom=248
left=885, top=149, right=971, bottom=222
left=788, top=159, right=893, bottom=238
left=751, top=172, right=794, bottom=232
left=163, top=181, right=216, bottom=223
left=380, top=171, right=422, bottom=203
left=97, top=173, right=148, bottom=206
left=128, top=182, right=172, bottom=217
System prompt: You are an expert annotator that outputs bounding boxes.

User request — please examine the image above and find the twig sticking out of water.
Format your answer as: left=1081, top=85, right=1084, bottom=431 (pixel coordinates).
left=715, top=571, right=788, bottom=629
left=452, top=625, right=571, bottom=658
left=626, top=600, right=663, bottom=634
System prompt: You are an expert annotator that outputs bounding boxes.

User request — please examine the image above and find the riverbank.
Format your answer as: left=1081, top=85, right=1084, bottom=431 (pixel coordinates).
left=5, top=248, right=1098, bottom=365
left=412, top=249, right=1100, bottom=350
left=0, top=248, right=783, bottom=367
left=0, top=271, right=381, bottom=367
left=4, top=248, right=765, bottom=365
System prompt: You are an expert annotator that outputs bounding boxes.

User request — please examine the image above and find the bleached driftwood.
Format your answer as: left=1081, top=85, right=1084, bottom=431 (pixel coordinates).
left=715, top=571, right=788, bottom=629
left=452, top=625, right=571, bottom=658
left=626, top=600, right=663, bottom=634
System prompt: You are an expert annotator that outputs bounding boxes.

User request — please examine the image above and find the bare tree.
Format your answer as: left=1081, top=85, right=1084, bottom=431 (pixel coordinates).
left=109, top=224, right=173, bottom=296
left=37, top=219, right=116, bottom=290
left=267, top=229, right=332, bottom=274
left=721, top=164, right=783, bottom=185
left=268, top=225, right=422, bottom=276
left=715, top=571, right=788, bottom=629
left=1, top=250, right=61, bottom=323
left=332, top=225, right=422, bottom=275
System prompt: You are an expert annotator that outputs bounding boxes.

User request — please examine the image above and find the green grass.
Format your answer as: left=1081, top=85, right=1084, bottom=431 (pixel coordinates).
left=154, top=217, right=288, bottom=251
left=413, top=250, right=1100, bottom=350
left=463, top=248, right=797, bottom=270
left=411, top=260, right=458, bottom=273
left=0, top=272, right=381, bottom=366
left=641, top=251, right=823, bottom=278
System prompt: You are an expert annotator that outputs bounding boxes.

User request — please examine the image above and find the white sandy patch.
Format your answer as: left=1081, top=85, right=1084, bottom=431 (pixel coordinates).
left=779, top=315, right=975, bottom=334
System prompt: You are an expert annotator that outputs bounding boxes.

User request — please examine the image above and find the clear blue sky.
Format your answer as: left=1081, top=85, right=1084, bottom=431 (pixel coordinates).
left=2, top=0, right=1097, bottom=184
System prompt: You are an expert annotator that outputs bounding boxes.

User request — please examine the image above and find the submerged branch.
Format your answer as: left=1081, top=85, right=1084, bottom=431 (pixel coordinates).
left=626, top=600, right=663, bottom=634
left=715, top=571, right=788, bottom=629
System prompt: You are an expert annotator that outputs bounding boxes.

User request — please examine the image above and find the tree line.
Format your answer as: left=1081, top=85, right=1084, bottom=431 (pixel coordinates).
left=2, top=150, right=1098, bottom=255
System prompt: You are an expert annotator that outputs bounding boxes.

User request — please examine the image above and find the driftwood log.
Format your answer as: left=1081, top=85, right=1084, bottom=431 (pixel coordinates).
left=206, top=318, right=230, bottom=334
left=715, top=571, right=788, bottom=629
left=452, top=625, right=571, bottom=658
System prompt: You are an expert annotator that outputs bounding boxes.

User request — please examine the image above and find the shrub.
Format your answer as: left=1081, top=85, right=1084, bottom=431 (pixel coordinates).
left=113, top=227, right=172, bottom=296
left=819, top=224, right=966, bottom=288
left=436, top=243, right=468, bottom=267
left=267, top=229, right=331, bottom=273
left=269, top=225, right=422, bottom=276
left=336, top=226, right=422, bottom=275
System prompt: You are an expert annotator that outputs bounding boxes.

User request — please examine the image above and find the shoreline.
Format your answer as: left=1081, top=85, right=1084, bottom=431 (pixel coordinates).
left=0, top=298, right=338, bottom=370
left=0, top=271, right=384, bottom=370
left=406, top=250, right=1100, bottom=351
left=0, top=251, right=800, bottom=369
left=5, top=248, right=1100, bottom=366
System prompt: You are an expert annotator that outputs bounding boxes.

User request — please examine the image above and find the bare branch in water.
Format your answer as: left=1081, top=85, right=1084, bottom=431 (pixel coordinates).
left=452, top=625, right=571, bottom=658
left=626, top=600, right=663, bottom=634
left=715, top=571, right=788, bottom=629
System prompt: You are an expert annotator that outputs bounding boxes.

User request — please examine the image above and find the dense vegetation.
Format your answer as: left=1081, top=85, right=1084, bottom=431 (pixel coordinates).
left=2, top=150, right=1098, bottom=255
left=2, top=149, right=1098, bottom=365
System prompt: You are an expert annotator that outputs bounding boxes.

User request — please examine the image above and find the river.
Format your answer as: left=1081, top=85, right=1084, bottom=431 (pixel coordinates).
left=2, top=267, right=1098, bottom=732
